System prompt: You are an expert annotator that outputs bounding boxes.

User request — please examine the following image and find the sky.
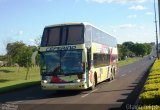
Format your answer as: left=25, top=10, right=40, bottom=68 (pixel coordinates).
left=0, top=0, right=158, bottom=55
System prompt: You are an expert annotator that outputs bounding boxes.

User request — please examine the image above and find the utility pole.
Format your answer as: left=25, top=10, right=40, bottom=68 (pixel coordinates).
left=158, top=0, right=160, bottom=58
left=154, top=0, right=159, bottom=59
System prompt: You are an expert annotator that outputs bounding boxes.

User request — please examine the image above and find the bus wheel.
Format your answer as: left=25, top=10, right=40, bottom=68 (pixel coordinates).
left=90, top=74, right=97, bottom=90
left=113, top=68, right=116, bottom=78
left=109, top=69, right=114, bottom=81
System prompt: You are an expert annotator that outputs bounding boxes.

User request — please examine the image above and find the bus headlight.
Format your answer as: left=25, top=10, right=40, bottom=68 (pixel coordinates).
left=73, top=79, right=85, bottom=83
left=76, top=79, right=81, bottom=83
left=42, top=80, right=48, bottom=83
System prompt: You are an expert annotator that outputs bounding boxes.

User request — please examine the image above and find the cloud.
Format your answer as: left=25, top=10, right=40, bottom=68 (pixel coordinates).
left=139, top=26, right=144, bottom=29
left=145, top=12, right=153, bottom=15
left=129, top=5, right=146, bottom=10
left=86, top=0, right=149, bottom=4
left=113, top=24, right=136, bottom=29
left=16, top=30, right=24, bottom=36
left=127, top=14, right=137, bottom=18
left=110, top=24, right=146, bottom=30
left=109, top=24, right=154, bottom=44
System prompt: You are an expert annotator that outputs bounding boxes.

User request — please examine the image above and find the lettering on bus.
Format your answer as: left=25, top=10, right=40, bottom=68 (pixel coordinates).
left=46, top=46, right=76, bottom=51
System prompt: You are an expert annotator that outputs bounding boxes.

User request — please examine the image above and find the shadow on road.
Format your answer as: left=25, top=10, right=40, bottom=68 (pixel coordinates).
left=0, top=85, right=82, bottom=103
left=108, top=61, right=154, bottom=110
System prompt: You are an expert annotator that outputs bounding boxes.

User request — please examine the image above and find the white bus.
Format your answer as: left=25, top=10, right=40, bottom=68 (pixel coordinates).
left=39, top=22, right=118, bottom=90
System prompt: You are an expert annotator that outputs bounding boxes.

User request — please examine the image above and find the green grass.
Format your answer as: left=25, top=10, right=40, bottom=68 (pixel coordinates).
left=118, top=57, right=142, bottom=67
left=0, top=66, right=40, bottom=93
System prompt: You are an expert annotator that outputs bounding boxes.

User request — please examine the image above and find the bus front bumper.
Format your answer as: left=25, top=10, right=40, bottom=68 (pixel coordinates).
left=41, top=82, right=88, bottom=90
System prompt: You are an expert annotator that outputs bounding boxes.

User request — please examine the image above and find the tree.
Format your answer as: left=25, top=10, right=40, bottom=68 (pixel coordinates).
left=144, top=43, right=152, bottom=55
left=18, top=46, right=32, bottom=67
left=6, top=41, right=26, bottom=66
left=123, top=41, right=134, bottom=50
left=118, top=42, right=152, bottom=60
left=118, top=44, right=128, bottom=60
left=133, top=43, right=147, bottom=57
left=122, top=41, right=135, bottom=57
left=6, top=41, right=32, bottom=80
left=22, top=47, right=32, bottom=80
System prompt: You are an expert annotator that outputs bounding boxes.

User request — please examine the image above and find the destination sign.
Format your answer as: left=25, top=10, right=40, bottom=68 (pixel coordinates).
left=46, top=46, right=76, bottom=51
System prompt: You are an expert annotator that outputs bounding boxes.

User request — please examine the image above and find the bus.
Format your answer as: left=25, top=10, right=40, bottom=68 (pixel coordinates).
left=39, top=22, right=118, bottom=90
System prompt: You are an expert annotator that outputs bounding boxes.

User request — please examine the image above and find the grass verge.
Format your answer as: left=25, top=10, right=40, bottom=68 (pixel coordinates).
left=0, top=67, right=40, bottom=94
left=118, top=57, right=142, bottom=67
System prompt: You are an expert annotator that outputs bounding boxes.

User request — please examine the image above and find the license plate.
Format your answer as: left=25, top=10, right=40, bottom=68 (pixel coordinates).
left=58, top=86, right=65, bottom=88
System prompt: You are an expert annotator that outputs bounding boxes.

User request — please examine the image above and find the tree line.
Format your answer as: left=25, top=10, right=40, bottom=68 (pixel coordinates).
left=0, top=41, right=153, bottom=67
left=118, top=41, right=153, bottom=60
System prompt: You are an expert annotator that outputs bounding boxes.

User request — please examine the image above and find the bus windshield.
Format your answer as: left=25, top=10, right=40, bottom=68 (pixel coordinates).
left=41, top=25, right=84, bottom=46
left=40, top=50, right=83, bottom=75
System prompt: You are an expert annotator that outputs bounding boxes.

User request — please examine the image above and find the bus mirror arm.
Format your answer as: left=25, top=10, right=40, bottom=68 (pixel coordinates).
left=87, top=62, right=91, bottom=70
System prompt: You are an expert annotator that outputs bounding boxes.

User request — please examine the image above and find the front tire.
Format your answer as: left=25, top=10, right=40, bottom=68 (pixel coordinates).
left=90, top=74, right=97, bottom=90
left=109, top=68, right=115, bottom=81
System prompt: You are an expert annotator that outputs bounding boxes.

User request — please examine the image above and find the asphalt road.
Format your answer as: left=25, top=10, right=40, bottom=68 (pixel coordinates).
left=0, top=56, right=155, bottom=110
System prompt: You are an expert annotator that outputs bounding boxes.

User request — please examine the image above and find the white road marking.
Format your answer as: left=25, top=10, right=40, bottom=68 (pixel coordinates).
left=6, top=101, right=24, bottom=104
left=13, top=101, right=24, bottom=104
left=121, top=74, right=126, bottom=77
left=81, top=89, right=98, bottom=98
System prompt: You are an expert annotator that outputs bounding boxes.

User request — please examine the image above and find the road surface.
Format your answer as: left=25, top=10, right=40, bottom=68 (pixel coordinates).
left=0, top=57, right=155, bottom=110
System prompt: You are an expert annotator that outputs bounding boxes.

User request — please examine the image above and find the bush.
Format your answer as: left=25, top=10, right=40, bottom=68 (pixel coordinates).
left=139, top=91, right=160, bottom=105
left=149, top=71, right=160, bottom=76
left=144, top=83, right=160, bottom=92
left=148, top=75, right=160, bottom=80
left=146, top=79, right=160, bottom=84
left=138, top=60, right=160, bottom=109
left=150, top=60, right=160, bottom=72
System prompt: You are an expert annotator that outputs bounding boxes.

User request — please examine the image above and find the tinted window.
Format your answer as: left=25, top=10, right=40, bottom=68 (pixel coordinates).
left=41, top=29, right=48, bottom=46
left=93, top=53, right=110, bottom=68
left=40, top=50, right=83, bottom=75
left=67, top=26, right=84, bottom=45
left=41, top=25, right=84, bottom=46
left=48, top=28, right=60, bottom=46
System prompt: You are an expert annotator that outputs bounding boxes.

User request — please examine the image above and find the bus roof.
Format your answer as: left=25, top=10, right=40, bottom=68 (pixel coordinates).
left=45, top=22, right=84, bottom=28
left=44, top=22, right=116, bottom=39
